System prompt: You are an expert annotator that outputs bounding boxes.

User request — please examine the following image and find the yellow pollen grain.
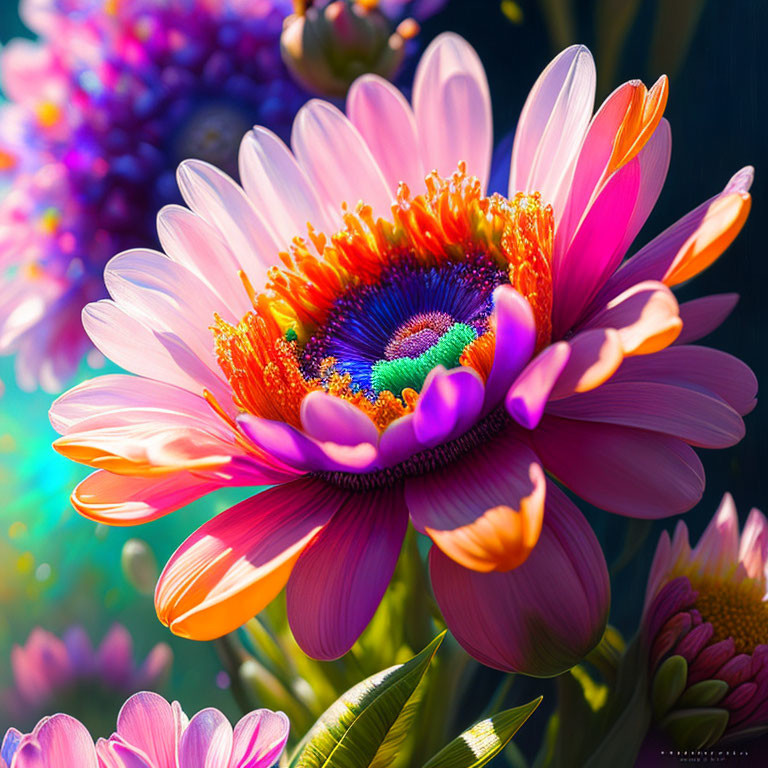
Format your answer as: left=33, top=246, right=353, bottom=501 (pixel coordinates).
left=694, top=579, right=768, bottom=655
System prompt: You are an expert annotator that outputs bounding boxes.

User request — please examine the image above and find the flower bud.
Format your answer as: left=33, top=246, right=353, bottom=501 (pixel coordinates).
left=281, top=0, right=418, bottom=97
left=644, top=495, right=768, bottom=749
left=121, top=538, right=159, bottom=595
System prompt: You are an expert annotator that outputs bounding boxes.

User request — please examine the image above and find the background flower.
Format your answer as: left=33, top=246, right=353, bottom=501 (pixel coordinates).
left=644, top=494, right=768, bottom=749
left=1, top=691, right=289, bottom=768
left=1, top=624, right=171, bottom=734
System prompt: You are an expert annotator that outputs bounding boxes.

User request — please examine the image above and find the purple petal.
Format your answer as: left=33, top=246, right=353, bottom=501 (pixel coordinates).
left=287, top=486, right=408, bottom=660
left=231, top=710, right=289, bottom=768
left=178, top=709, right=233, bottom=768
left=429, top=482, right=609, bottom=676
left=115, top=692, right=178, bottom=768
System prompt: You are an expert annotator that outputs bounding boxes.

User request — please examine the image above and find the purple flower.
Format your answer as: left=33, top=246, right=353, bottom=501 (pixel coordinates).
left=2, top=624, right=172, bottom=730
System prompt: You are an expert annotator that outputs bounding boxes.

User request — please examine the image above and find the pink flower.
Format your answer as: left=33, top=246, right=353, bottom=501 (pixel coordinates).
left=644, top=494, right=768, bottom=748
left=50, top=34, right=756, bottom=676
left=1, top=691, right=289, bottom=768
left=3, top=625, right=171, bottom=728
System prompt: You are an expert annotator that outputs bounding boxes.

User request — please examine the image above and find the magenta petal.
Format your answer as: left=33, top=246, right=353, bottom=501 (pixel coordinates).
left=237, top=414, right=378, bottom=474
left=610, top=345, right=758, bottom=416
left=545, top=380, right=745, bottom=449
left=115, top=692, right=177, bottom=768
left=178, top=709, right=233, bottom=768
left=532, top=416, right=704, bottom=518
left=483, top=286, right=536, bottom=409
left=716, top=654, right=754, bottom=688
left=300, top=391, right=379, bottom=447
left=506, top=343, right=570, bottom=429
left=287, top=486, right=408, bottom=660
left=231, top=710, right=289, bottom=768
left=378, top=414, right=421, bottom=467
left=675, top=294, right=739, bottom=345
left=97, top=739, right=154, bottom=768
left=675, top=622, right=714, bottom=661
left=687, top=638, right=736, bottom=685
left=552, top=159, right=641, bottom=336
left=62, top=626, right=94, bottom=677
left=413, top=366, right=484, bottom=447
left=430, top=482, right=608, bottom=676
left=136, top=643, right=173, bottom=690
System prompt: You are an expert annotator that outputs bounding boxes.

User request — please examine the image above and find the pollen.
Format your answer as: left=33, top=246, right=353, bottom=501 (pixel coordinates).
left=694, top=578, right=768, bottom=655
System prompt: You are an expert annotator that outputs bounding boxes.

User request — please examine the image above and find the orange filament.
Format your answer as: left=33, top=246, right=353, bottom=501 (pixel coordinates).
left=211, top=165, right=555, bottom=432
left=694, top=578, right=768, bottom=655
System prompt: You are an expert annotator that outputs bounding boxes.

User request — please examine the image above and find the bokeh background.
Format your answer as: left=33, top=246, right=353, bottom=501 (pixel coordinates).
left=0, top=0, right=766, bottom=755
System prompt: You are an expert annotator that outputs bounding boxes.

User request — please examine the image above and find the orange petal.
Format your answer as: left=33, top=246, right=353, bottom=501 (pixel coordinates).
left=607, top=75, right=669, bottom=177
left=155, top=478, right=343, bottom=640
left=550, top=328, right=625, bottom=399
left=407, top=432, right=546, bottom=573
left=664, top=193, right=752, bottom=286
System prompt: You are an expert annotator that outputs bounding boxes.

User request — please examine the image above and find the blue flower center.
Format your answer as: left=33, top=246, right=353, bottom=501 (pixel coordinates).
left=301, top=254, right=506, bottom=397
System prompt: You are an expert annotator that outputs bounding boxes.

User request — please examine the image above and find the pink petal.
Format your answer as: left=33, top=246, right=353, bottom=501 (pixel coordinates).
left=609, top=345, right=757, bottom=416
left=505, top=343, right=571, bottom=429
left=70, top=470, right=219, bottom=526
left=82, top=300, right=220, bottom=397
left=556, top=81, right=649, bottom=253
left=482, top=286, right=536, bottom=409
left=291, top=100, right=392, bottom=220
left=674, top=294, right=739, bottom=345
left=595, top=166, right=754, bottom=303
left=176, top=160, right=281, bottom=285
left=581, top=280, right=681, bottom=356
left=413, top=366, right=485, bottom=447
left=531, top=416, right=704, bottom=518
left=116, top=692, right=177, bottom=768
left=429, top=482, right=609, bottom=676
left=739, top=507, right=768, bottom=582
left=615, top=119, right=671, bottom=258
left=178, top=709, right=233, bottom=768
left=136, top=643, right=173, bottom=690
left=300, top=391, right=379, bottom=447
left=545, top=380, right=744, bottom=449
left=509, top=45, right=595, bottom=214
left=549, top=328, right=624, bottom=400
left=552, top=159, right=641, bottom=336
left=286, top=485, right=408, bottom=660
left=239, top=127, right=335, bottom=244
left=413, top=33, right=492, bottom=186
left=347, top=74, right=425, bottom=194
left=155, top=478, right=343, bottom=641
left=49, top=374, right=219, bottom=436
left=237, top=414, right=379, bottom=474
left=692, top=493, right=740, bottom=578
left=16, top=715, right=98, bottom=768
left=95, top=740, right=153, bottom=768
left=231, top=710, right=289, bottom=768
left=406, top=429, right=545, bottom=572
left=156, top=205, right=252, bottom=319
left=12, top=630, right=72, bottom=706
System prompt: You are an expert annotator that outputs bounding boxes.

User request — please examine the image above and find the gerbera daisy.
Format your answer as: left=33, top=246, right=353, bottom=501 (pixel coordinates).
left=50, top=34, right=756, bottom=676
left=0, top=0, right=440, bottom=391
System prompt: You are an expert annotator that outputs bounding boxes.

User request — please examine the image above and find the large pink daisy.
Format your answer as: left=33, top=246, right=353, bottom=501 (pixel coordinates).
left=50, top=34, right=756, bottom=676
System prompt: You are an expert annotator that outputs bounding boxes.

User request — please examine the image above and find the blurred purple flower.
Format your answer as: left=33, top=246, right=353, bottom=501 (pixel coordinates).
left=2, top=624, right=171, bottom=729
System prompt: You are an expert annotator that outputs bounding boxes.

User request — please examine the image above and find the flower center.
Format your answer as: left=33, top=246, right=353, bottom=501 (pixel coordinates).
left=210, top=166, right=554, bottom=432
left=694, top=579, right=768, bottom=655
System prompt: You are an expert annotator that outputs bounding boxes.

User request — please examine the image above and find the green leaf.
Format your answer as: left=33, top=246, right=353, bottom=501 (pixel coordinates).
left=651, top=655, right=688, bottom=721
left=421, top=697, right=542, bottom=768
left=660, top=707, right=729, bottom=750
left=677, top=679, right=728, bottom=709
left=289, top=633, right=445, bottom=768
